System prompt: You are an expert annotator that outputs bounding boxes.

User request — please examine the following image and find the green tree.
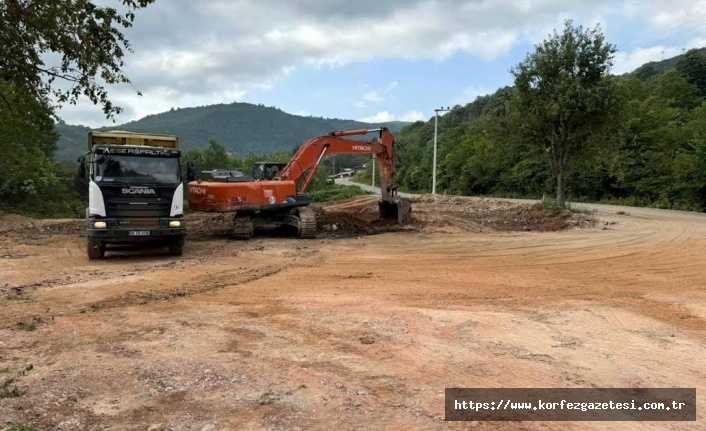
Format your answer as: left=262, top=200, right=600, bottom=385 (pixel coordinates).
left=182, top=139, right=239, bottom=176
left=671, top=104, right=706, bottom=210
left=0, top=0, right=156, bottom=120
left=634, top=63, right=659, bottom=81
left=676, top=49, right=706, bottom=99
left=648, top=69, right=701, bottom=110
left=0, top=81, right=59, bottom=203
left=510, top=19, right=620, bottom=207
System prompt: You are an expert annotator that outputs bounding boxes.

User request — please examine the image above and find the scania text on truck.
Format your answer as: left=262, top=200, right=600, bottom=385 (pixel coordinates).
left=76, top=130, right=195, bottom=259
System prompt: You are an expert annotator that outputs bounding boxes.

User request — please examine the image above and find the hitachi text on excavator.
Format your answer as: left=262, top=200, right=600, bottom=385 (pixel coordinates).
left=186, top=127, right=412, bottom=239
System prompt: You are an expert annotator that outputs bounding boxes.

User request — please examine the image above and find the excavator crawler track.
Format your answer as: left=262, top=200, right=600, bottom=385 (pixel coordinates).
left=297, top=206, right=317, bottom=239
left=233, top=214, right=254, bottom=240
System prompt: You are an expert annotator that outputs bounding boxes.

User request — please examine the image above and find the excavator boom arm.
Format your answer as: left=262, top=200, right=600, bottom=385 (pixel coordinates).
left=275, top=128, right=398, bottom=200
left=185, top=127, right=412, bottom=229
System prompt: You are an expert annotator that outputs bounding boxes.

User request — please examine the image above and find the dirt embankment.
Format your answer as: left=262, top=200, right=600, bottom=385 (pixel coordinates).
left=313, top=195, right=597, bottom=238
left=0, top=215, right=85, bottom=237
left=1, top=195, right=596, bottom=242
left=0, top=195, right=596, bottom=240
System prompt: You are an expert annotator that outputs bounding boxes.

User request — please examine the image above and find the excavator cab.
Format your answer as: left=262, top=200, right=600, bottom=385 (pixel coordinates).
left=253, top=162, right=288, bottom=181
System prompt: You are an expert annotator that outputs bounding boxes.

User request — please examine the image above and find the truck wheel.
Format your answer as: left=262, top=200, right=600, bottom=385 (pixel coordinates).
left=169, top=237, right=185, bottom=256
left=87, top=238, right=105, bottom=260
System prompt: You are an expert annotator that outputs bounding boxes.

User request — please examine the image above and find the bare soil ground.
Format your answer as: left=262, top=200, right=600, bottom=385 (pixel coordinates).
left=1, top=195, right=704, bottom=431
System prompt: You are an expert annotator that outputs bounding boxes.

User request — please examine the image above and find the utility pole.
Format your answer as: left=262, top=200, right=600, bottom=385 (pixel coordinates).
left=432, top=106, right=451, bottom=195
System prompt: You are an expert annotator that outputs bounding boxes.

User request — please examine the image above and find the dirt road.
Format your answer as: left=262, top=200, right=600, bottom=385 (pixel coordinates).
left=1, top=196, right=704, bottom=431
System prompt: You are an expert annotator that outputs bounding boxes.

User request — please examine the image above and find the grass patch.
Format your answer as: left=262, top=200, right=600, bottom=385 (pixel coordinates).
left=16, top=317, right=46, bottom=331
left=5, top=425, right=44, bottom=431
left=350, top=173, right=372, bottom=185
left=540, top=197, right=596, bottom=215
left=259, top=391, right=279, bottom=405
left=16, top=321, right=37, bottom=331
left=308, top=184, right=371, bottom=203
left=1, top=378, right=24, bottom=398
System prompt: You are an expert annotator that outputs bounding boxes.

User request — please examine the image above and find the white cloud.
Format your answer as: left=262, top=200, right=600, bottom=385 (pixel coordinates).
left=452, top=85, right=491, bottom=106
left=254, top=82, right=275, bottom=91
left=354, top=88, right=389, bottom=108
left=612, top=36, right=706, bottom=75
left=358, top=110, right=426, bottom=123
left=612, top=47, right=681, bottom=74
left=52, top=0, right=706, bottom=126
left=400, top=110, right=426, bottom=122
left=614, top=1, right=706, bottom=52
left=646, top=0, right=706, bottom=29
left=688, top=37, right=706, bottom=50
left=362, top=91, right=383, bottom=103
left=358, top=111, right=396, bottom=122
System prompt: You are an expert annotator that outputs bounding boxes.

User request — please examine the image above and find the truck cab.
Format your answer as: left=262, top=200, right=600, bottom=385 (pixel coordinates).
left=77, top=131, right=192, bottom=259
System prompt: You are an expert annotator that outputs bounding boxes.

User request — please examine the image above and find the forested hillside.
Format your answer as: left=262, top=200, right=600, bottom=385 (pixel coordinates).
left=632, top=47, right=706, bottom=81
left=3, top=5, right=705, bottom=219
left=54, top=103, right=410, bottom=161
left=392, top=47, right=706, bottom=211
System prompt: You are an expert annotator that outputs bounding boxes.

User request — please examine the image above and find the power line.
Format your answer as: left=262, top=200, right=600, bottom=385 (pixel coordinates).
left=620, top=13, right=695, bottom=51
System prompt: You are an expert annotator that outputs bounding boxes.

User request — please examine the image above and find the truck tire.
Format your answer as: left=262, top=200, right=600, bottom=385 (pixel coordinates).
left=87, top=238, right=105, bottom=260
left=169, top=237, right=185, bottom=256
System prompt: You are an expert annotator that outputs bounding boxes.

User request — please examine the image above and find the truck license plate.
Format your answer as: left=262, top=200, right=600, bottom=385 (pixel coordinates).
left=128, top=230, right=151, bottom=236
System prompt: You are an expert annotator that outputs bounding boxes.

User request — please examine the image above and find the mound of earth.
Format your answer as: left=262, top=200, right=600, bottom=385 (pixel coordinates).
left=0, top=194, right=596, bottom=241
left=0, top=215, right=84, bottom=236
left=313, top=206, right=416, bottom=238
left=313, top=195, right=597, bottom=237
left=406, top=195, right=596, bottom=232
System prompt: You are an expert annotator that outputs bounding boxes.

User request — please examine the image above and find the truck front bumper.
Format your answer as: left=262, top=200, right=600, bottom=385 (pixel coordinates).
left=87, top=217, right=186, bottom=242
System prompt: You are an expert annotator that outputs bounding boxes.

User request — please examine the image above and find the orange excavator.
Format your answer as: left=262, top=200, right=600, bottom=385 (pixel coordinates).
left=186, top=127, right=412, bottom=239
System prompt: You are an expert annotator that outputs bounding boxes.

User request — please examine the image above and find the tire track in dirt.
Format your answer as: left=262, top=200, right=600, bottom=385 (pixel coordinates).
left=83, top=267, right=284, bottom=313
left=0, top=237, right=325, bottom=330
left=2, top=199, right=706, bottom=431
left=1, top=257, right=213, bottom=300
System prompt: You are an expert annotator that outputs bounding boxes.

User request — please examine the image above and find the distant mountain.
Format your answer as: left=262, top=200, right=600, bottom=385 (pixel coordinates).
left=54, top=102, right=411, bottom=161
left=631, top=47, right=706, bottom=81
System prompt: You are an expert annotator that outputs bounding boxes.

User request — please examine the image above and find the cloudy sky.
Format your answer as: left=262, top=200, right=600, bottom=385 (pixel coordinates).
left=55, top=0, right=706, bottom=127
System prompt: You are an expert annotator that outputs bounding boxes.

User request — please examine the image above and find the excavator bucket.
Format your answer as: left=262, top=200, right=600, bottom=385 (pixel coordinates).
left=379, top=197, right=412, bottom=224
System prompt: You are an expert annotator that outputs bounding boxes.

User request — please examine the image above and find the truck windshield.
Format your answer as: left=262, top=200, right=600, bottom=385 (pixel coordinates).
left=93, top=155, right=180, bottom=185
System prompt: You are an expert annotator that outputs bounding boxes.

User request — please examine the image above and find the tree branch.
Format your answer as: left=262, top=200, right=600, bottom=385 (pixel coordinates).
left=37, top=67, right=81, bottom=83
left=0, top=89, right=17, bottom=123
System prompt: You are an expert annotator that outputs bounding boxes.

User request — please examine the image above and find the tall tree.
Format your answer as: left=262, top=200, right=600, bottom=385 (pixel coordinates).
left=633, top=63, right=659, bottom=81
left=510, top=19, right=619, bottom=207
left=0, top=80, right=59, bottom=203
left=676, top=49, right=706, bottom=99
left=648, top=69, right=701, bottom=110
left=0, top=0, right=155, bottom=120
